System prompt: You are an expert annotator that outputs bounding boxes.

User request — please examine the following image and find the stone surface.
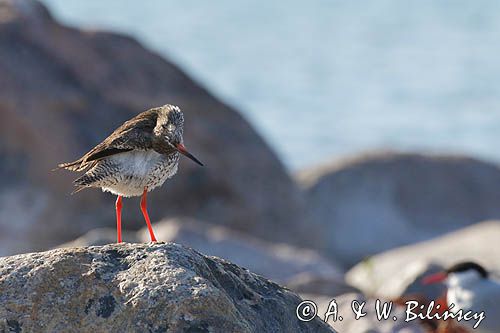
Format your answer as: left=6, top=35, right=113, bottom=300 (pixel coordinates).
left=346, top=220, right=500, bottom=299
left=0, top=0, right=306, bottom=255
left=298, top=152, right=500, bottom=267
left=60, top=218, right=344, bottom=289
left=0, top=242, right=335, bottom=333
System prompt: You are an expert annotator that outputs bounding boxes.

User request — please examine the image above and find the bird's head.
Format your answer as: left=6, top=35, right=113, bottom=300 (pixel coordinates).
left=154, top=104, right=203, bottom=166
left=422, top=261, right=489, bottom=286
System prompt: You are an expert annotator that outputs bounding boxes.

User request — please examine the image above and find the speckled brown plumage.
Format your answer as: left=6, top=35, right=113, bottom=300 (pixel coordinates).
left=58, top=106, right=177, bottom=173
left=57, top=104, right=203, bottom=196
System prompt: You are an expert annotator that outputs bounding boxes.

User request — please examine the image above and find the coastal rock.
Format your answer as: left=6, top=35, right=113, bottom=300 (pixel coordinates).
left=346, top=221, right=500, bottom=299
left=60, top=217, right=344, bottom=290
left=0, top=242, right=335, bottom=333
left=0, top=0, right=305, bottom=255
left=298, top=152, right=500, bottom=266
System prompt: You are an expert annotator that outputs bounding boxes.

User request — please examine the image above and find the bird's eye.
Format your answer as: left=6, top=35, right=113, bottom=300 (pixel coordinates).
left=167, top=124, right=176, bottom=132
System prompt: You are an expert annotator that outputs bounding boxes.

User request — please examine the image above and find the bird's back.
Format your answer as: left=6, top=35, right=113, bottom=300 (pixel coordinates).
left=59, top=105, right=188, bottom=196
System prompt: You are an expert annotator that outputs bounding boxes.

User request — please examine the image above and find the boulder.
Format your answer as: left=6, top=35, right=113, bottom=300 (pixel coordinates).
left=346, top=221, right=500, bottom=299
left=0, top=242, right=335, bottom=333
left=60, top=218, right=344, bottom=291
left=0, top=0, right=305, bottom=256
left=298, top=152, right=500, bottom=266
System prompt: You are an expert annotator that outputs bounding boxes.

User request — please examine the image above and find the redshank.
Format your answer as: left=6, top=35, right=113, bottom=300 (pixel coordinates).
left=57, top=104, right=203, bottom=243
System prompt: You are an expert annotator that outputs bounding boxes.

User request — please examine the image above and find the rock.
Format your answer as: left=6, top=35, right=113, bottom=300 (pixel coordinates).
left=301, top=293, right=425, bottom=333
left=298, top=152, right=500, bottom=267
left=0, top=243, right=335, bottom=333
left=286, top=274, right=359, bottom=297
left=346, top=221, right=500, bottom=299
left=0, top=0, right=305, bottom=255
left=60, top=218, right=344, bottom=290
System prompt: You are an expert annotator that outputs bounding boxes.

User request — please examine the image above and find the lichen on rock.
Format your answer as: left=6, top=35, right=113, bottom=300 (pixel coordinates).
left=0, top=242, right=335, bottom=333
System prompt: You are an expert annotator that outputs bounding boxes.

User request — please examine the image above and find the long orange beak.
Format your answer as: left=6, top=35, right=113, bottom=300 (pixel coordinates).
left=175, top=143, right=204, bottom=166
left=422, top=272, right=447, bottom=285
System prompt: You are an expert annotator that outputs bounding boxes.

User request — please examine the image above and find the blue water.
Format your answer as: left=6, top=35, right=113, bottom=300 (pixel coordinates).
left=41, top=0, right=500, bottom=170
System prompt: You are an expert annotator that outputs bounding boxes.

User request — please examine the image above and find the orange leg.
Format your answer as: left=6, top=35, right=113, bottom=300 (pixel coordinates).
left=115, top=195, right=123, bottom=243
left=140, top=187, right=157, bottom=242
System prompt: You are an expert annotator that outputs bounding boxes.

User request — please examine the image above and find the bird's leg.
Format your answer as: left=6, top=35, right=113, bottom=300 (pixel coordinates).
left=115, top=195, right=123, bottom=243
left=140, top=187, right=157, bottom=242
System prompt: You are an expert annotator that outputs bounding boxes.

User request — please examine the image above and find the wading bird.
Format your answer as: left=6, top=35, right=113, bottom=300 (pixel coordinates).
left=57, top=105, right=203, bottom=243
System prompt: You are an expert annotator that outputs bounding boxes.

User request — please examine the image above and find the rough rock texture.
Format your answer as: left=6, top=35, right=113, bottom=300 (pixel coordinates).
left=0, top=0, right=306, bottom=255
left=346, top=220, right=500, bottom=299
left=60, top=218, right=344, bottom=290
left=303, top=293, right=425, bottom=333
left=0, top=243, right=335, bottom=333
left=298, top=152, right=500, bottom=266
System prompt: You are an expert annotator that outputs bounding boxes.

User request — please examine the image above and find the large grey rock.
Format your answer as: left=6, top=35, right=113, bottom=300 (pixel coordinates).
left=138, top=218, right=343, bottom=286
left=298, top=152, right=500, bottom=266
left=60, top=218, right=346, bottom=294
left=0, top=0, right=305, bottom=256
left=346, top=221, right=500, bottom=299
left=0, top=243, right=335, bottom=333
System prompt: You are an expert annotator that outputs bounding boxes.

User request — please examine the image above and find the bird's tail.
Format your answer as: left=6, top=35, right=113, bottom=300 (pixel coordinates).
left=71, top=185, right=89, bottom=195
left=70, top=171, right=101, bottom=195
left=53, top=158, right=87, bottom=172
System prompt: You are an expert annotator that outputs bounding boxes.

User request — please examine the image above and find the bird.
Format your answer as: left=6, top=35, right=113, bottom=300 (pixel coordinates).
left=422, top=261, right=500, bottom=333
left=57, top=104, right=203, bottom=243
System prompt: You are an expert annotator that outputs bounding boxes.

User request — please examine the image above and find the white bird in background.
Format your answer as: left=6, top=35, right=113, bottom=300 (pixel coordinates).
left=423, top=261, right=500, bottom=333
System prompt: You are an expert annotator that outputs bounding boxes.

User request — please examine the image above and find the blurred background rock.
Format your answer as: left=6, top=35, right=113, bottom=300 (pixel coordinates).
left=1, top=1, right=500, bottom=332
left=0, top=0, right=307, bottom=255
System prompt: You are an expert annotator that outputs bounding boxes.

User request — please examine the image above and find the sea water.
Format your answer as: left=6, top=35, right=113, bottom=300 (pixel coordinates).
left=42, top=0, right=500, bottom=170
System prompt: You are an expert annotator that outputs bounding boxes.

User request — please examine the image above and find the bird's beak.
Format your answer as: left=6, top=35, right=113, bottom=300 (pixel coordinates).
left=421, top=272, right=447, bottom=285
left=175, top=143, right=204, bottom=166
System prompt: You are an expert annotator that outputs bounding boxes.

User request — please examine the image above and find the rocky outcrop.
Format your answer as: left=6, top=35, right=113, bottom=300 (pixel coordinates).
left=0, top=0, right=306, bottom=256
left=60, top=218, right=344, bottom=288
left=346, top=220, right=500, bottom=299
left=298, top=152, right=500, bottom=266
left=0, top=243, right=335, bottom=333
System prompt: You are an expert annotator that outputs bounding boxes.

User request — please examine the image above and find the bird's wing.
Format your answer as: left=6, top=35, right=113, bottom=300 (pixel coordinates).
left=58, top=109, right=158, bottom=171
